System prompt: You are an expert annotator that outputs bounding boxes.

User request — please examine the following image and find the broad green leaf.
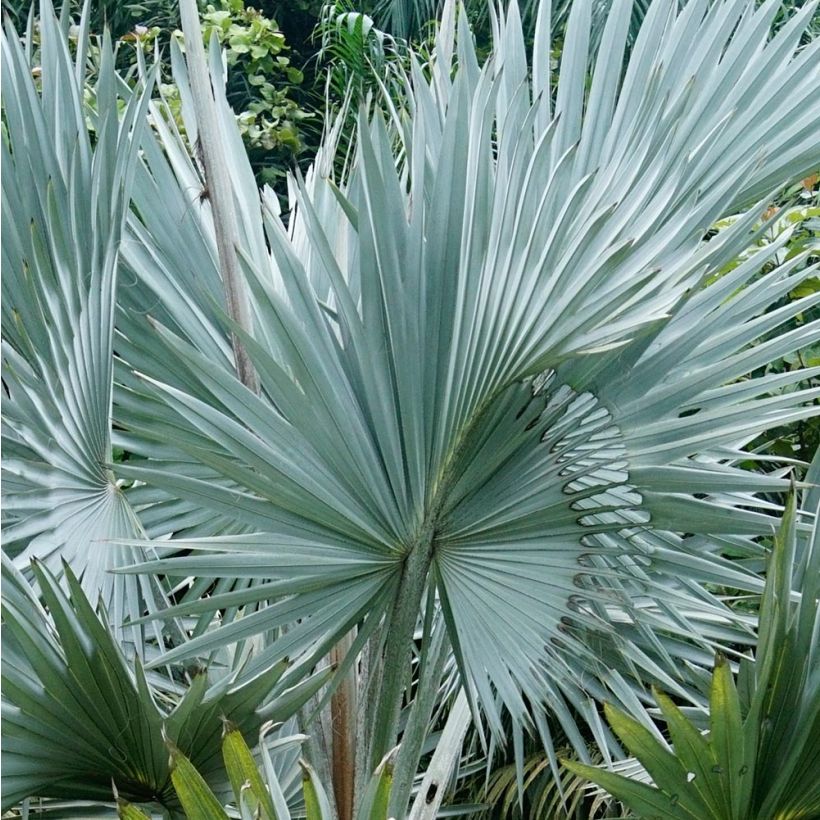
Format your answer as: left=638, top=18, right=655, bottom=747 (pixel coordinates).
left=561, top=758, right=693, bottom=820
left=709, top=654, right=748, bottom=820
left=355, top=746, right=397, bottom=820
left=167, top=738, right=230, bottom=820
left=222, top=721, right=278, bottom=820
left=653, top=688, right=726, bottom=816
left=300, top=760, right=334, bottom=820
left=602, top=703, right=708, bottom=818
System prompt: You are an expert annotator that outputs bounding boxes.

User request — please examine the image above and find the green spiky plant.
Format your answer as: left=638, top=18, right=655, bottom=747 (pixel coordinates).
left=3, top=0, right=820, bottom=818
left=0, top=554, right=329, bottom=815
left=563, top=481, right=820, bottom=820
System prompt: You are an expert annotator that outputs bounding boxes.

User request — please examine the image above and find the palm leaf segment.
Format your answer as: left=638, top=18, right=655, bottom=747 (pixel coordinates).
left=117, top=0, right=820, bottom=742
left=0, top=0, right=171, bottom=649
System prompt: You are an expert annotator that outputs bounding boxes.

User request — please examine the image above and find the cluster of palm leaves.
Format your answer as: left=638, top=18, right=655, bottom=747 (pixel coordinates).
left=2, top=0, right=819, bottom=817
left=564, top=479, right=820, bottom=820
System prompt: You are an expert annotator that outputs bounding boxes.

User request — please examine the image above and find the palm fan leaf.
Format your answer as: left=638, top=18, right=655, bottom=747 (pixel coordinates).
left=0, top=0, right=171, bottom=650
left=110, top=0, right=820, bottom=774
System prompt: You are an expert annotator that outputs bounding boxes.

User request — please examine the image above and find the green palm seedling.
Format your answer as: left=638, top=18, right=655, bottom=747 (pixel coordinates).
left=3, top=0, right=820, bottom=817
left=0, top=554, right=330, bottom=814
left=563, top=480, right=820, bottom=820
